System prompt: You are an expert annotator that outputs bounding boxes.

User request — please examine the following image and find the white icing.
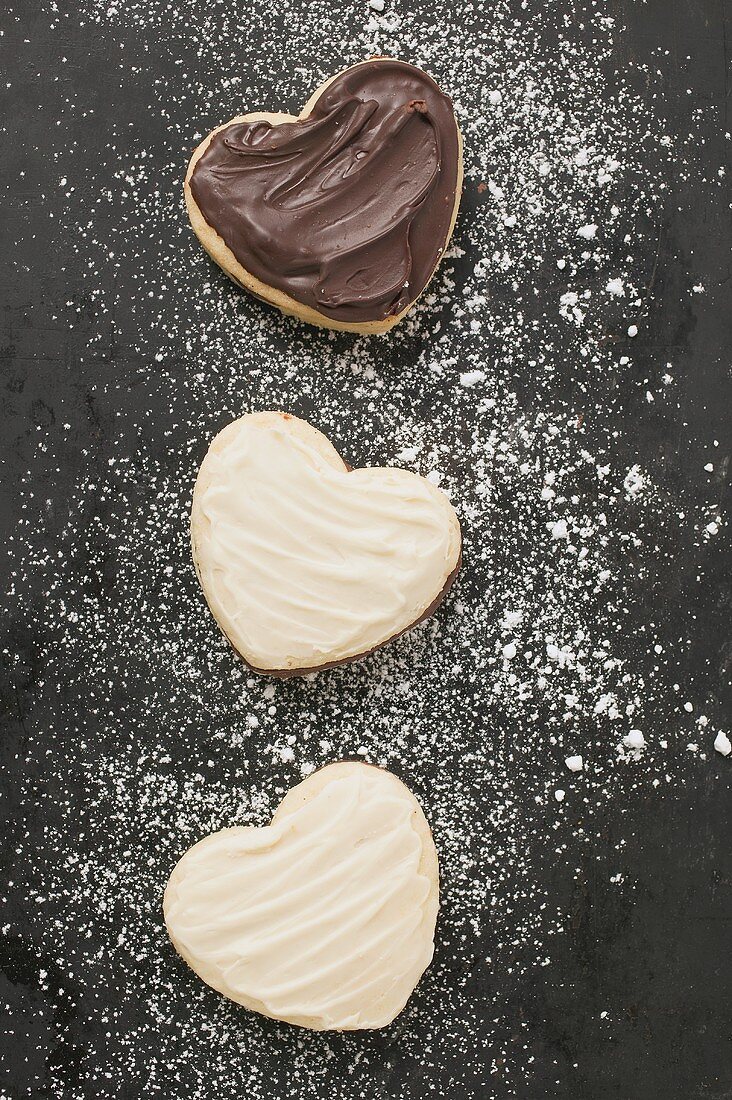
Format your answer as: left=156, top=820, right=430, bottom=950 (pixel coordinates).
left=192, top=415, right=461, bottom=670
left=164, top=767, right=437, bottom=1030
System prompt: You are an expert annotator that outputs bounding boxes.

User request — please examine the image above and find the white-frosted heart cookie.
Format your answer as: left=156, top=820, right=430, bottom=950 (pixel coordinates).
left=163, top=762, right=439, bottom=1031
left=191, top=411, right=462, bottom=675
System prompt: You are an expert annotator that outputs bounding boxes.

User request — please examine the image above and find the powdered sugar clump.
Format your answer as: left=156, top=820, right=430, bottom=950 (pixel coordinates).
left=714, top=731, right=731, bottom=757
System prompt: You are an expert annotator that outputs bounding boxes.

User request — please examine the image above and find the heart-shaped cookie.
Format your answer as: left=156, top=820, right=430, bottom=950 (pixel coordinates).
left=191, top=411, right=462, bottom=675
left=163, top=762, right=439, bottom=1031
left=185, top=59, right=463, bottom=333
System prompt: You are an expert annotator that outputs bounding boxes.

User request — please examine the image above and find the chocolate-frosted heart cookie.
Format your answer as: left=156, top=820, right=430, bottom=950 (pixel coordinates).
left=164, top=761, right=439, bottom=1031
left=190, top=411, right=462, bottom=674
left=185, top=59, right=463, bottom=333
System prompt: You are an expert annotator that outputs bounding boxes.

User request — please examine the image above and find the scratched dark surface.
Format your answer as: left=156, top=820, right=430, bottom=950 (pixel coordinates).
left=1, top=0, right=731, bottom=1097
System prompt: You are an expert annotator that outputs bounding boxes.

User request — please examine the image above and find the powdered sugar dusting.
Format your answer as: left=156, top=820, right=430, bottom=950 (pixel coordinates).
left=2, top=0, right=729, bottom=1095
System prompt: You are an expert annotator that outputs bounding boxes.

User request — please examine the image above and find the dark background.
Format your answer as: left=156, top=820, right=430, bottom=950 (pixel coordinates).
left=1, top=0, right=730, bottom=1097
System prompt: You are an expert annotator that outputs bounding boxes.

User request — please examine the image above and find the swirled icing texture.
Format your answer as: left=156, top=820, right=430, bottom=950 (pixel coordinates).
left=191, top=414, right=461, bottom=672
left=189, top=60, right=460, bottom=323
left=164, top=766, right=438, bottom=1030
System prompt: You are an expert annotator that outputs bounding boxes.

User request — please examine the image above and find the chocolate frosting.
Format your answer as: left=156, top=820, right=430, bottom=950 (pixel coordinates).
left=189, top=60, right=461, bottom=324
